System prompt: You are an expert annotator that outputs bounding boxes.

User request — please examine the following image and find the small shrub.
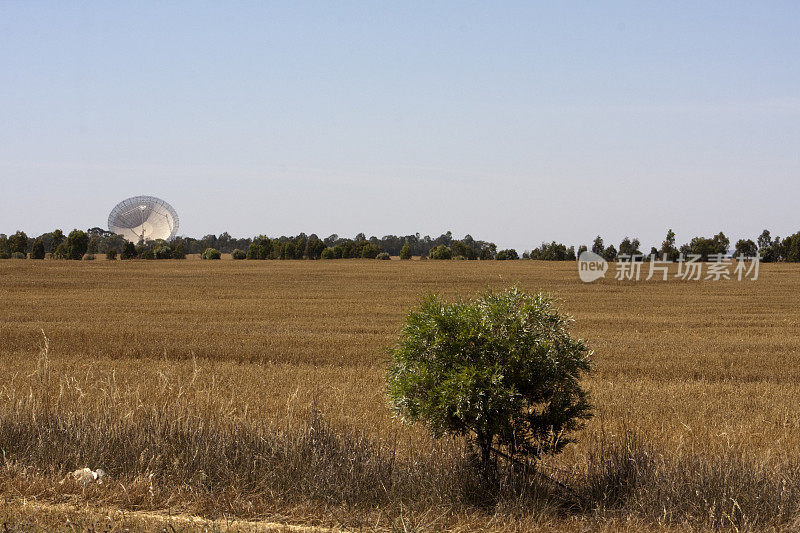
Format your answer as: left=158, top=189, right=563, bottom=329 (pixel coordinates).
left=83, top=253, right=95, bottom=260
left=11, top=252, right=26, bottom=259
left=0, top=252, right=9, bottom=259
left=376, top=252, right=390, bottom=260
left=387, top=287, right=593, bottom=473
left=105, top=249, right=117, bottom=260
left=202, top=247, right=221, bottom=260
left=52, top=242, right=69, bottom=259
left=231, top=249, right=246, bottom=260
left=140, top=249, right=155, bottom=260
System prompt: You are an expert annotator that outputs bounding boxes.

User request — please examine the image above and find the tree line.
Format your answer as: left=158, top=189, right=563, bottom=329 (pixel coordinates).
left=1, top=227, right=799, bottom=261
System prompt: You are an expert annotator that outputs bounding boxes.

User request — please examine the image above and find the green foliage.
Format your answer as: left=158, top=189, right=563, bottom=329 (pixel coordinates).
left=530, top=242, right=569, bottom=260
left=52, top=242, right=69, bottom=259
left=618, top=237, right=641, bottom=257
left=231, top=248, right=246, bottom=260
left=31, top=239, right=45, bottom=260
left=376, top=252, right=390, bottom=260
left=602, top=245, right=617, bottom=262
left=734, top=239, right=758, bottom=258
left=202, top=247, right=221, bottom=260
left=120, top=242, right=137, bottom=260
left=660, top=229, right=679, bottom=261
left=680, top=232, right=729, bottom=261
left=387, top=287, right=593, bottom=471
left=399, top=242, right=412, bottom=260
left=495, top=249, right=519, bottom=260
left=153, top=243, right=173, bottom=259
left=10, top=251, right=26, bottom=259
left=105, top=248, right=117, bottom=260
left=591, top=236, right=604, bottom=256
left=320, top=247, right=336, bottom=259
left=65, top=229, right=89, bottom=260
left=171, top=243, right=186, bottom=259
left=428, top=245, right=452, bottom=260
left=7, top=231, right=28, bottom=255
left=360, top=243, right=381, bottom=259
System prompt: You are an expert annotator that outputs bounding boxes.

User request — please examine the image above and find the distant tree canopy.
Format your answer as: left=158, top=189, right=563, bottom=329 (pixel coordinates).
left=1, top=227, right=795, bottom=263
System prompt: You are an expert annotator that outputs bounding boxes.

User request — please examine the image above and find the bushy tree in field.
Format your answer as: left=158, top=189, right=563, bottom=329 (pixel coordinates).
left=360, top=243, right=381, bottom=259
left=52, top=242, right=69, bottom=259
left=591, top=236, right=604, bottom=256
left=31, top=239, right=45, bottom=260
left=680, top=232, right=730, bottom=261
left=66, top=229, right=89, bottom=260
left=7, top=231, right=28, bottom=255
left=105, top=248, right=117, bottom=260
left=202, top=247, right=221, bottom=260
left=120, top=241, right=137, bottom=260
left=495, top=248, right=519, bottom=260
left=734, top=239, right=758, bottom=258
left=618, top=237, right=641, bottom=257
left=11, top=252, right=26, bottom=259
left=429, top=245, right=453, bottom=260
left=387, top=287, right=593, bottom=473
left=602, top=244, right=617, bottom=262
left=172, top=242, right=186, bottom=259
left=153, top=243, right=173, bottom=259
left=399, top=242, right=412, bottom=260
left=660, top=229, right=679, bottom=261
left=231, top=248, right=246, bottom=260
left=376, top=252, right=390, bottom=260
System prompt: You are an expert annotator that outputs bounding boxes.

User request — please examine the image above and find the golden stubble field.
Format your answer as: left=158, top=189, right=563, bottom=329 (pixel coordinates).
left=1, top=258, right=800, bottom=530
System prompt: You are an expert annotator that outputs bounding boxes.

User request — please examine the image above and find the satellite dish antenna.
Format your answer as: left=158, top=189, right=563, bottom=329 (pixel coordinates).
left=108, top=195, right=179, bottom=243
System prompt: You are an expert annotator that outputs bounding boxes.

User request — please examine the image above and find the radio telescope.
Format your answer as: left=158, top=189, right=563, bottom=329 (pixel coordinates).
left=108, top=196, right=179, bottom=243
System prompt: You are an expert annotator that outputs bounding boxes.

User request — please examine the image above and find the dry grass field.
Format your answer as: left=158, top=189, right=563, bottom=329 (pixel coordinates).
left=1, top=258, right=800, bottom=531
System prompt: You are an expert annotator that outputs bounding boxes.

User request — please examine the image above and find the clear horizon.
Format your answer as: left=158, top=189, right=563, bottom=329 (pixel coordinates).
left=1, top=2, right=798, bottom=251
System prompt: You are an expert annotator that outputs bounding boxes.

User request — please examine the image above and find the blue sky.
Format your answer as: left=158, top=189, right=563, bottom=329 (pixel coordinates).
left=1, top=1, right=798, bottom=251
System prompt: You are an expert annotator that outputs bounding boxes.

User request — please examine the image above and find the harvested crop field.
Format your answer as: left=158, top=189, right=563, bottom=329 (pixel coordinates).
left=1, top=259, right=800, bottom=531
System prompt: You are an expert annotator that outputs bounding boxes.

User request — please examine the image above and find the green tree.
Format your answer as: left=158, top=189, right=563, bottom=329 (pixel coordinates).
left=428, top=245, right=452, bottom=260
left=360, top=243, right=381, bottom=259
left=387, top=287, right=593, bottom=472
left=172, top=242, right=186, bottom=259
left=231, top=248, right=246, bottom=260
left=602, top=244, right=617, bottom=262
left=7, top=231, right=28, bottom=255
left=660, top=229, right=679, bottom=261
left=31, top=239, right=45, bottom=260
left=495, top=249, right=518, bottom=260
left=120, top=241, right=137, bottom=260
left=202, top=247, right=221, bottom=260
left=734, top=239, right=758, bottom=258
left=399, top=242, right=412, bottom=260
left=591, top=236, right=604, bottom=256
left=66, top=229, right=89, bottom=260
left=106, top=248, right=117, bottom=260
